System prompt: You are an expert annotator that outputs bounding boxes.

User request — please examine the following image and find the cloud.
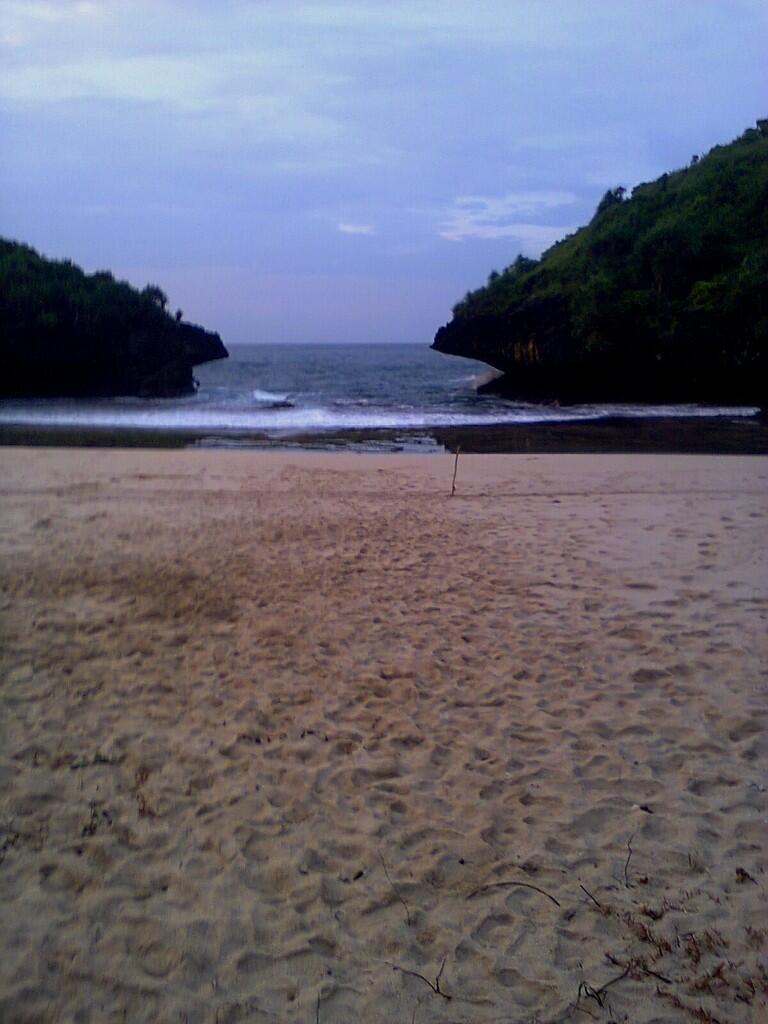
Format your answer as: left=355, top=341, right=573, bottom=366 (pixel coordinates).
left=0, top=0, right=104, bottom=47
left=443, top=221, right=578, bottom=251
left=0, top=49, right=347, bottom=158
left=337, top=222, right=375, bottom=235
left=291, top=2, right=609, bottom=49
left=3, top=1, right=89, bottom=21
left=0, top=51, right=333, bottom=108
left=0, top=55, right=212, bottom=106
left=438, top=191, right=578, bottom=248
left=0, top=0, right=104, bottom=29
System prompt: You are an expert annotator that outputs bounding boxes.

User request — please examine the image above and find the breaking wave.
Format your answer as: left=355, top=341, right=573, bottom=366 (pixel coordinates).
left=0, top=399, right=758, bottom=433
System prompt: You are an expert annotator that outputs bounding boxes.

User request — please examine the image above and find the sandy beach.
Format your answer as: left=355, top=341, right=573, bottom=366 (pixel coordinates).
left=0, top=447, right=766, bottom=1023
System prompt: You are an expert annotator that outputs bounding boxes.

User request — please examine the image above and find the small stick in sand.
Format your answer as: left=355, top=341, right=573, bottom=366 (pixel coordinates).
left=385, top=956, right=451, bottom=1000
left=577, top=980, right=606, bottom=1008
left=378, top=847, right=412, bottom=926
left=579, top=884, right=605, bottom=911
left=467, top=880, right=561, bottom=906
left=605, top=952, right=672, bottom=985
left=450, top=446, right=461, bottom=496
left=624, top=833, right=635, bottom=888
left=577, top=962, right=631, bottom=1010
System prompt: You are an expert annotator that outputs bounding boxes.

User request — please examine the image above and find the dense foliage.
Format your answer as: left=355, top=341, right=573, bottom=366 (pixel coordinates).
left=0, top=239, right=227, bottom=397
left=434, top=122, right=768, bottom=404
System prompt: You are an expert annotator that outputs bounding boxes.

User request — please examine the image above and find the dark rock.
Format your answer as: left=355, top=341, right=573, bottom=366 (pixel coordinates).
left=178, top=321, right=228, bottom=369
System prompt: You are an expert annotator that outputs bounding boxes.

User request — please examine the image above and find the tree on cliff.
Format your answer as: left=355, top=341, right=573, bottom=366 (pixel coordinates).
left=0, top=239, right=227, bottom=397
left=594, top=186, right=627, bottom=217
left=142, top=284, right=169, bottom=311
left=434, top=121, right=768, bottom=405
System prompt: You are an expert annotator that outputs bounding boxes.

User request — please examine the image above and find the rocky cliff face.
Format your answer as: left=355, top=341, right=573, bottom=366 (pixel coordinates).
left=179, top=321, right=229, bottom=372
left=2, top=318, right=227, bottom=399
left=432, top=304, right=762, bottom=405
left=433, top=296, right=581, bottom=401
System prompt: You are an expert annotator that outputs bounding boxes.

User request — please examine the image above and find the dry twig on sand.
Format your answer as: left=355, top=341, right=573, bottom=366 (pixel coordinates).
left=579, top=884, right=605, bottom=912
left=624, top=832, right=635, bottom=888
left=385, top=956, right=451, bottom=1000
left=577, top=964, right=631, bottom=1009
left=467, top=879, right=561, bottom=906
left=378, top=847, right=412, bottom=926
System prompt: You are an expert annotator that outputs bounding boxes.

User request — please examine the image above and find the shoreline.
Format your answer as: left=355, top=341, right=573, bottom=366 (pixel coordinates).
left=1, top=412, right=767, bottom=454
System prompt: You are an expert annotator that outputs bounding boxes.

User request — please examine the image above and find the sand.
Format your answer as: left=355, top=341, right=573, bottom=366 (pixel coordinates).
left=0, top=447, right=766, bottom=1024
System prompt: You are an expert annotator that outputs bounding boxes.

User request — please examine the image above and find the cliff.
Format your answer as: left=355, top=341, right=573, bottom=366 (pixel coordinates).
left=433, top=122, right=768, bottom=406
left=0, top=239, right=228, bottom=398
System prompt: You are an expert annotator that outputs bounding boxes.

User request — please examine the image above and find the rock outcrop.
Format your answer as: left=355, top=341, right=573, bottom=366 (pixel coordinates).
left=433, top=122, right=768, bottom=407
left=0, top=239, right=228, bottom=398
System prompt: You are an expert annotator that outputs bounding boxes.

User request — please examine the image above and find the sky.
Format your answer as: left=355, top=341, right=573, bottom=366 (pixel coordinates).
left=1, top=1, right=766, bottom=345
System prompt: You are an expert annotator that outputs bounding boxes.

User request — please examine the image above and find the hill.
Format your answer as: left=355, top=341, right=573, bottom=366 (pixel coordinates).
left=433, top=122, right=768, bottom=406
left=0, top=240, right=227, bottom=398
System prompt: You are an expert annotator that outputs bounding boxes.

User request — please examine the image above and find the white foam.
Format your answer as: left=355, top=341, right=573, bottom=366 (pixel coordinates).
left=0, top=400, right=759, bottom=433
left=252, top=389, right=290, bottom=403
left=471, top=368, right=504, bottom=389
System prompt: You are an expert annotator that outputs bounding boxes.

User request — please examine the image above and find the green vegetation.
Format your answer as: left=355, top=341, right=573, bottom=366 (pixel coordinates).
left=0, top=239, right=227, bottom=397
left=434, top=122, right=768, bottom=405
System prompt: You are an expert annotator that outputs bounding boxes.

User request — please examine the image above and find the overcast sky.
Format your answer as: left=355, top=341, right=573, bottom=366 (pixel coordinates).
left=1, top=1, right=766, bottom=344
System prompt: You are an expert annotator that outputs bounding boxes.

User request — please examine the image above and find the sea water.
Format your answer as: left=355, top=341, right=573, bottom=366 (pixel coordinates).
left=0, top=343, right=758, bottom=451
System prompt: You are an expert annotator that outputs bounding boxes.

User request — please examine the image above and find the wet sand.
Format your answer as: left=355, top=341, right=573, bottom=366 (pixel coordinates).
left=1, top=412, right=768, bottom=454
left=0, top=448, right=766, bottom=1023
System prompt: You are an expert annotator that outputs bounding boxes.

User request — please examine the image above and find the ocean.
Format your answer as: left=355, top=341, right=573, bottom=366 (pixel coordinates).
left=0, top=343, right=760, bottom=452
